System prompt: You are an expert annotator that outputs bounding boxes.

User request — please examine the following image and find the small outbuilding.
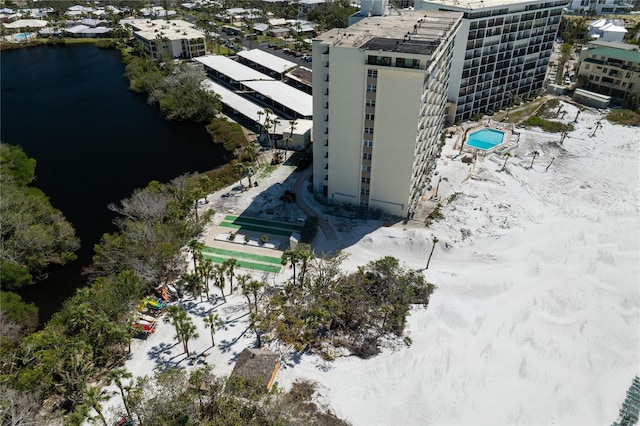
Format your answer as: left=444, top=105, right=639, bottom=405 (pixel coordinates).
left=229, top=348, right=280, bottom=392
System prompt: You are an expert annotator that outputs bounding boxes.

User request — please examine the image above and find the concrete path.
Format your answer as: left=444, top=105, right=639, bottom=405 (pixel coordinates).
left=294, top=167, right=337, bottom=241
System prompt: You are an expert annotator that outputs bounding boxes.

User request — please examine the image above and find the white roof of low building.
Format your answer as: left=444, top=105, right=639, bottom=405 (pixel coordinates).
left=79, top=18, right=107, bottom=27
left=253, top=23, right=269, bottom=32
left=132, top=19, right=204, bottom=41
left=64, top=24, right=90, bottom=33
left=39, top=28, right=63, bottom=35
left=240, top=80, right=313, bottom=117
left=283, top=118, right=313, bottom=136
left=201, top=79, right=285, bottom=131
left=68, top=5, right=94, bottom=12
left=237, top=49, right=297, bottom=74
left=602, top=23, right=627, bottom=33
left=4, top=19, right=48, bottom=28
left=269, top=18, right=287, bottom=26
left=195, top=55, right=275, bottom=82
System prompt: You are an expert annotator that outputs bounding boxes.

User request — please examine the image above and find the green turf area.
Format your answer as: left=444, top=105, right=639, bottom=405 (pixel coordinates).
left=225, top=214, right=303, bottom=232
left=202, top=246, right=282, bottom=265
left=202, top=254, right=281, bottom=273
left=219, top=221, right=293, bottom=237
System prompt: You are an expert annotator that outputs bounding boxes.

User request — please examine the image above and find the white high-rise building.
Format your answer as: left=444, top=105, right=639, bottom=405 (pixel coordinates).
left=312, top=10, right=462, bottom=217
left=417, top=0, right=569, bottom=123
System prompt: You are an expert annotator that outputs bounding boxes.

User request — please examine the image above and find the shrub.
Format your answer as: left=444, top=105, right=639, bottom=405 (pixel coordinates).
left=424, top=203, right=444, bottom=227
left=607, top=109, right=640, bottom=126
left=94, top=39, right=115, bottom=49
left=525, top=115, right=574, bottom=133
left=244, top=235, right=250, bottom=243
left=228, top=232, right=236, bottom=241
left=260, top=235, right=269, bottom=244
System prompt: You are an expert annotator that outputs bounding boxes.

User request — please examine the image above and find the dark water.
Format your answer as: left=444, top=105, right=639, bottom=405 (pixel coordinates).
left=1, top=44, right=227, bottom=323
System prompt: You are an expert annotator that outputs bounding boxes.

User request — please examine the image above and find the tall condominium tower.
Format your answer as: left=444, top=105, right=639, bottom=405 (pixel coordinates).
left=312, top=10, right=462, bottom=217
left=417, top=0, right=569, bottom=123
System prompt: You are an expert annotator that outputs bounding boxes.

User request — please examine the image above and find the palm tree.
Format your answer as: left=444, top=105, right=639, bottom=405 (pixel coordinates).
left=560, top=131, right=568, bottom=144
left=284, top=119, right=297, bottom=160
left=214, top=264, right=227, bottom=303
left=106, top=368, right=133, bottom=420
left=165, top=305, right=199, bottom=354
left=199, top=258, right=215, bottom=300
left=501, top=152, right=511, bottom=171
left=83, top=385, right=111, bottom=426
left=181, top=272, right=203, bottom=301
left=529, top=150, right=539, bottom=169
left=281, top=249, right=302, bottom=283
left=237, top=274, right=252, bottom=312
left=426, top=236, right=439, bottom=270
left=545, top=157, right=555, bottom=172
left=573, top=108, right=583, bottom=123
left=232, top=160, right=247, bottom=189
left=187, top=239, right=205, bottom=273
left=591, top=120, right=602, bottom=137
left=203, top=312, right=224, bottom=346
left=246, top=279, right=263, bottom=314
left=223, top=258, right=238, bottom=294
left=271, top=118, right=281, bottom=152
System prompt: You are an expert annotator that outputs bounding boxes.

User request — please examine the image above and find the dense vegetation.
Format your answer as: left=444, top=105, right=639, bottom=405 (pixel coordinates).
left=607, top=108, right=640, bottom=126
left=264, top=253, right=435, bottom=359
left=125, top=56, right=221, bottom=122
left=0, top=174, right=213, bottom=421
left=61, top=367, right=348, bottom=426
left=307, top=0, right=359, bottom=31
left=0, top=143, right=80, bottom=290
left=524, top=100, right=575, bottom=133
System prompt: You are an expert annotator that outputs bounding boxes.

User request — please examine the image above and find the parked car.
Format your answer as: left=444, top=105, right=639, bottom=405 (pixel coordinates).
left=304, top=56, right=312, bottom=62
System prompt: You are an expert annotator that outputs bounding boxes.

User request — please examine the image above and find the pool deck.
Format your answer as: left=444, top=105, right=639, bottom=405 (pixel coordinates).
left=462, top=120, right=514, bottom=155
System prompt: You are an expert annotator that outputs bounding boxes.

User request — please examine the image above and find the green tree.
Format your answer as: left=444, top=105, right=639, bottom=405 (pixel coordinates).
left=106, top=368, right=133, bottom=420
left=213, top=264, right=227, bottom=303
left=165, top=305, right=199, bottom=355
left=203, top=313, right=224, bottom=346
left=223, top=258, right=238, bottom=294
left=83, top=384, right=111, bottom=426
left=187, top=239, right=205, bottom=274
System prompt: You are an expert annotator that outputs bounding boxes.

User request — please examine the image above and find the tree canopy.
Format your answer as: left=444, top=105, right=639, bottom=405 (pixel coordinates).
left=0, top=143, right=80, bottom=290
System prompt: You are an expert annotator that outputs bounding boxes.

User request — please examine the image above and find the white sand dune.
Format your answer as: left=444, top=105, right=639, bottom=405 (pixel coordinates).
left=102, top=102, right=639, bottom=425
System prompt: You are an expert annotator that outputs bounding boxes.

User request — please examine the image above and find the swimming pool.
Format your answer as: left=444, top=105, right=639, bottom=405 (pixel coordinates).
left=466, top=129, right=505, bottom=151
left=14, top=33, right=31, bottom=41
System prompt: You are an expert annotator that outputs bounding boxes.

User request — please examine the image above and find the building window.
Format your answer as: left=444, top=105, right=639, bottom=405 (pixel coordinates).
left=363, top=153, right=372, bottom=160
left=395, top=57, right=420, bottom=69
left=365, top=113, right=375, bottom=121
left=366, top=99, right=376, bottom=107
left=367, top=69, right=378, bottom=78
left=364, top=127, right=374, bottom=134
left=363, top=140, right=373, bottom=147
left=366, top=85, right=377, bottom=92
left=585, top=64, right=590, bottom=70
left=360, top=189, right=370, bottom=195
left=361, top=177, right=371, bottom=184
left=367, top=55, right=391, bottom=66
left=362, top=165, right=371, bottom=172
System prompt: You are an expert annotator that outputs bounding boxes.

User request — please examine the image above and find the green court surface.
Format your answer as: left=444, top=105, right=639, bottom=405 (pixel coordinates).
left=224, top=215, right=303, bottom=232
left=202, top=246, right=282, bottom=265
left=218, top=221, right=293, bottom=237
left=202, top=253, right=281, bottom=274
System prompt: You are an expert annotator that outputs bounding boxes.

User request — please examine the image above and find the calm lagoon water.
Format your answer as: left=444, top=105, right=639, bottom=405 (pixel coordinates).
left=1, top=44, right=227, bottom=323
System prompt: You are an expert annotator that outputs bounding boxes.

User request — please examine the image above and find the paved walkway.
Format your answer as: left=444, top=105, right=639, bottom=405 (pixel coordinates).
left=294, top=167, right=337, bottom=241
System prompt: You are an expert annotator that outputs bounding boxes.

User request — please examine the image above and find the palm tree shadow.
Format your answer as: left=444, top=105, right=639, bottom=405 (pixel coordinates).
left=218, top=325, right=252, bottom=356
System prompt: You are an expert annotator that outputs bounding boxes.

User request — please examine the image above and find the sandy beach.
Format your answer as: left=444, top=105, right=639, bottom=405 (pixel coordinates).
left=100, top=99, right=639, bottom=425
